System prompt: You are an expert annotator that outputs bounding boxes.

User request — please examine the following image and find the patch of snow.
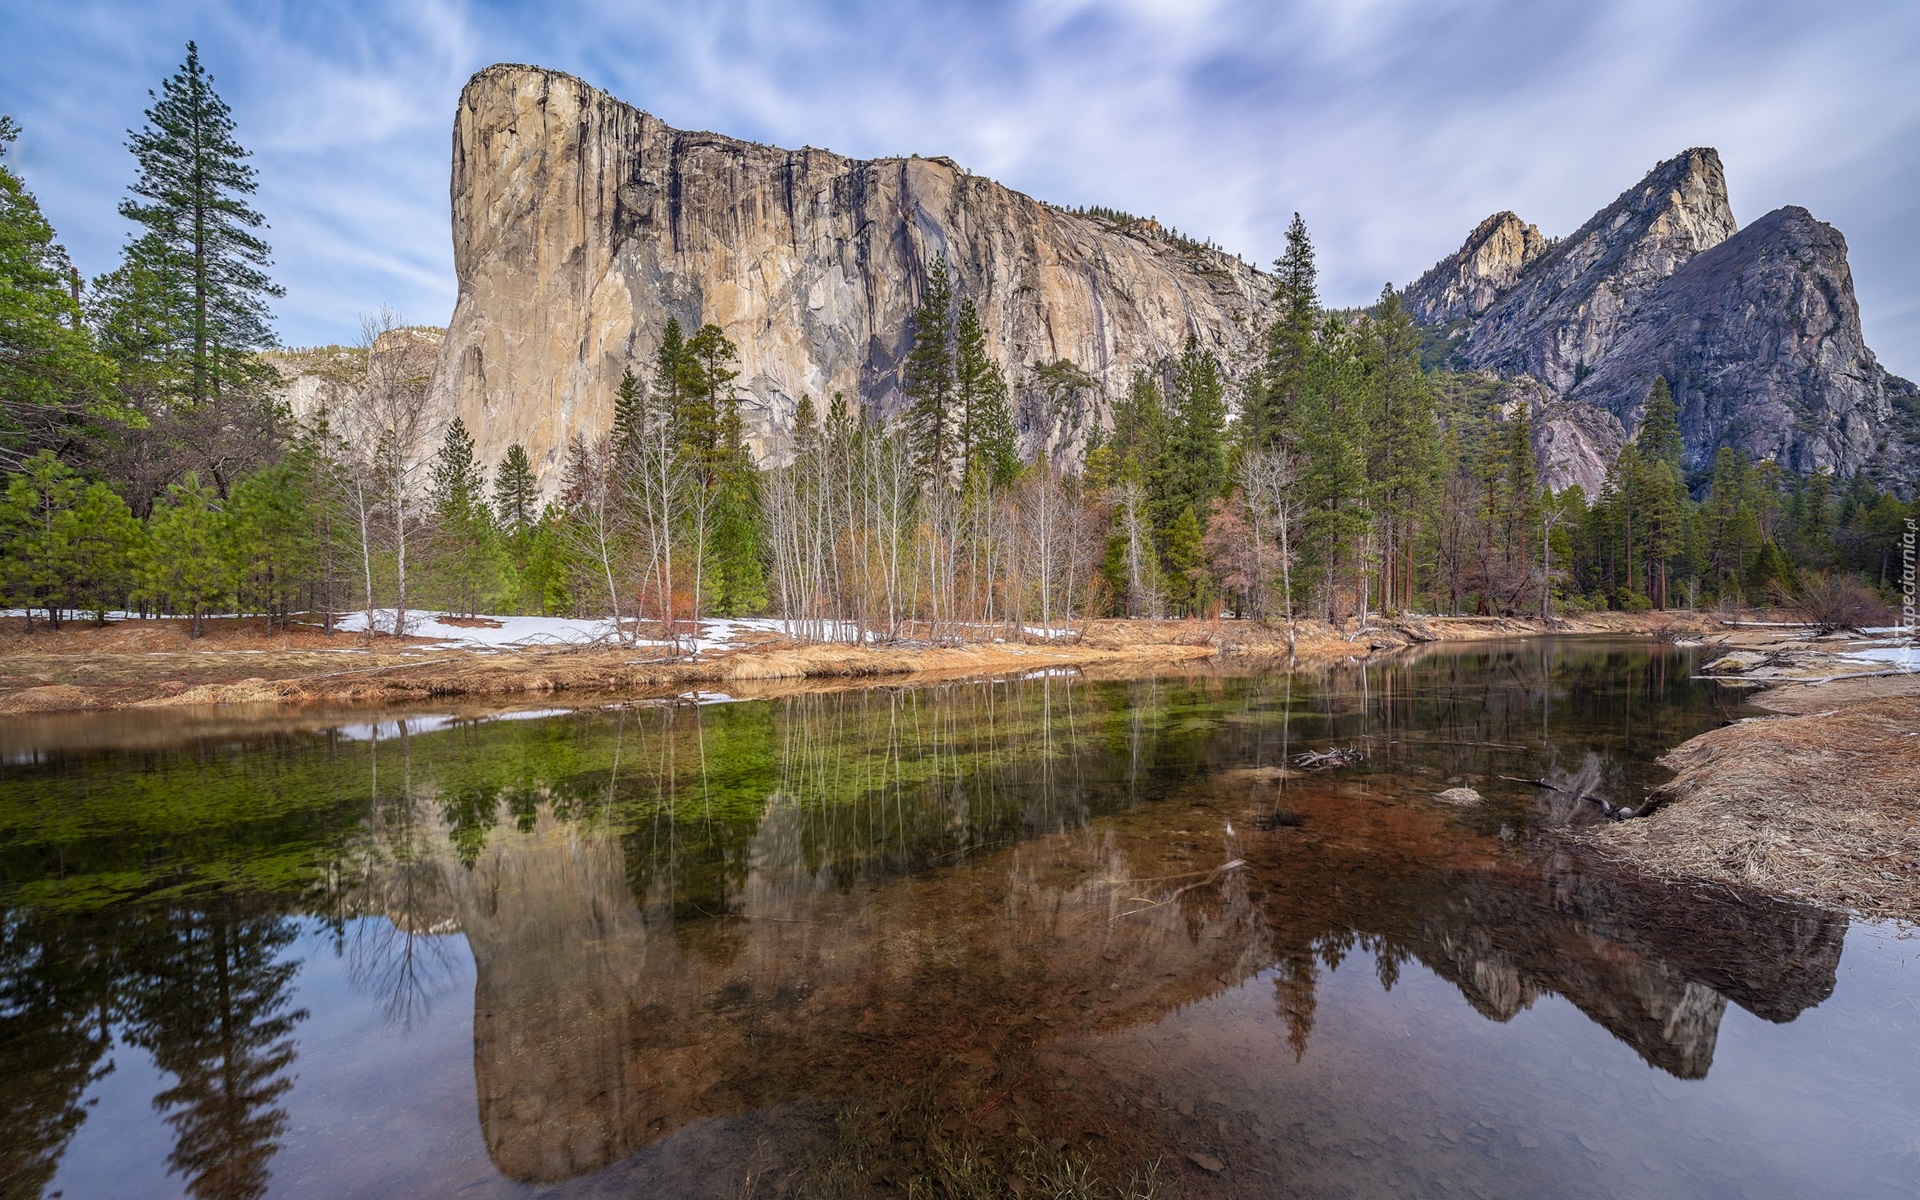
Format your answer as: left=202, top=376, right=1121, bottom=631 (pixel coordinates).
left=1840, top=645, right=1920, bottom=669
left=335, top=610, right=662, bottom=649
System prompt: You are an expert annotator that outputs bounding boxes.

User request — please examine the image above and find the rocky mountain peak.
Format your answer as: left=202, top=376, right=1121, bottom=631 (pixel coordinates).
left=1408, top=146, right=1916, bottom=490
left=1413, top=147, right=1737, bottom=392
left=1403, top=211, right=1546, bottom=327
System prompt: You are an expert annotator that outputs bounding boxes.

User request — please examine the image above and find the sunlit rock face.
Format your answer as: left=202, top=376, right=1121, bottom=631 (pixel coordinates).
left=1403, top=212, right=1549, bottom=327
left=1416, top=148, right=1738, bottom=394
left=430, top=63, right=1275, bottom=491
left=1407, top=149, right=1919, bottom=490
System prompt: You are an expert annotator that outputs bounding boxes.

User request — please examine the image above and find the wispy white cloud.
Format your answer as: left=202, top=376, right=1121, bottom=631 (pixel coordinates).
left=2, top=0, right=1915, bottom=374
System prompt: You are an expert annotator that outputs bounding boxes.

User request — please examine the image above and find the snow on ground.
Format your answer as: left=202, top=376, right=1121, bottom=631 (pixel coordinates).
left=332, top=610, right=831, bottom=654
left=1840, top=644, right=1920, bottom=669
left=335, top=610, right=637, bottom=648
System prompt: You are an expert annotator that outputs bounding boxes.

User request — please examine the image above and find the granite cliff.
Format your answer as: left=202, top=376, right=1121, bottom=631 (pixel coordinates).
left=1408, top=149, right=1918, bottom=489
left=430, top=64, right=1272, bottom=488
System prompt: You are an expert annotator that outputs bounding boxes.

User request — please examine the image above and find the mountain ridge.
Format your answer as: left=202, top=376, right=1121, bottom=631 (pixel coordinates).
left=1406, top=149, right=1917, bottom=492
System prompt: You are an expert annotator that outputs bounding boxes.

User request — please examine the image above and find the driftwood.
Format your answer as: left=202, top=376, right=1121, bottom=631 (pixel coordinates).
left=1294, top=746, right=1365, bottom=770
left=1498, top=774, right=1643, bottom=820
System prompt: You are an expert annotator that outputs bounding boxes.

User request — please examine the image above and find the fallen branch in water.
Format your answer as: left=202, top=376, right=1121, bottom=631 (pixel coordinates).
left=1114, top=859, right=1245, bottom=920
left=1498, top=774, right=1643, bottom=819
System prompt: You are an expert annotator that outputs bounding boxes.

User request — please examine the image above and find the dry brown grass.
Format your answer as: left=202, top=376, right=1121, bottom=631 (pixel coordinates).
left=1588, top=697, right=1920, bottom=921
left=0, top=610, right=1725, bottom=716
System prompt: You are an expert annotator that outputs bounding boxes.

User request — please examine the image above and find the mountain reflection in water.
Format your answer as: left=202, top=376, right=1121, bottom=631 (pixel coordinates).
left=0, top=640, right=1903, bottom=1200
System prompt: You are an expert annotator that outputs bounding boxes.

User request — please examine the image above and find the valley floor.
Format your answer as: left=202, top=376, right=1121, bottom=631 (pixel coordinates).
left=0, top=609, right=1713, bottom=716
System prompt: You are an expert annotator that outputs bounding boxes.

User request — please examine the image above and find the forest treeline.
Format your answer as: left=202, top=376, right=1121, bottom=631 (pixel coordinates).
left=3, top=47, right=1913, bottom=638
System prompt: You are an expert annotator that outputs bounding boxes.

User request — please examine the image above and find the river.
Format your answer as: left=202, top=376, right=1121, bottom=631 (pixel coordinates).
left=1, top=638, right=1913, bottom=1198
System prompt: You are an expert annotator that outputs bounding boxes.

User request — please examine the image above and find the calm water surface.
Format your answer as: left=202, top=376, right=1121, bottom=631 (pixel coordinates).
left=1, top=639, right=1914, bottom=1199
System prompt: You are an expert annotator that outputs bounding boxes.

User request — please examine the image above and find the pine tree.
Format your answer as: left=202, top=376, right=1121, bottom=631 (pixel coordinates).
left=0, top=118, right=114, bottom=462
left=1254, top=213, right=1318, bottom=451
left=224, top=465, right=312, bottom=629
left=1637, top=377, right=1684, bottom=469
left=492, top=443, right=538, bottom=537
left=683, top=323, right=740, bottom=480
left=953, top=296, right=1017, bottom=481
left=1702, top=446, right=1756, bottom=600
left=0, top=450, right=82, bottom=628
left=1361, top=287, right=1438, bottom=613
left=1296, top=316, right=1370, bottom=618
left=611, top=365, right=646, bottom=461
left=139, top=472, right=230, bottom=636
left=118, top=42, right=282, bottom=406
left=951, top=297, right=1019, bottom=485
left=61, top=481, right=141, bottom=623
left=1633, top=378, right=1690, bottom=607
left=903, top=257, right=957, bottom=482
left=1163, top=506, right=1206, bottom=615
left=429, top=417, right=503, bottom=616
left=1168, top=336, right=1227, bottom=520
left=653, top=317, right=691, bottom=442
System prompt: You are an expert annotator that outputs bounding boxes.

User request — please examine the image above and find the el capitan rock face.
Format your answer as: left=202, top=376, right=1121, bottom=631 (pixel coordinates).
left=1408, top=148, right=1919, bottom=488
left=431, top=64, right=1273, bottom=488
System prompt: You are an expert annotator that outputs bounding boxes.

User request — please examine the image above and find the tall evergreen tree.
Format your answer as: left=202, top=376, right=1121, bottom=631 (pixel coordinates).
left=1637, top=376, right=1684, bottom=469
left=1253, top=212, right=1318, bottom=450
left=0, top=117, right=115, bottom=464
left=1633, top=377, right=1690, bottom=607
left=138, top=472, right=229, bottom=636
left=610, top=365, right=646, bottom=461
left=429, top=417, right=504, bottom=616
left=903, top=257, right=957, bottom=482
left=223, top=464, right=311, bottom=629
left=1361, top=287, right=1438, bottom=612
left=0, top=450, right=83, bottom=629
left=652, top=317, right=691, bottom=443
left=683, top=323, right=740, bottom=479
left=117, top=42, right=282, bottom=406
left=493, top=443, right=538, bottom=537
left=953, top=298, right=1018, bottom=484
left=1295, top=315, right=1370, bottom=618
left=1167, top=335, right=1227, bottom=520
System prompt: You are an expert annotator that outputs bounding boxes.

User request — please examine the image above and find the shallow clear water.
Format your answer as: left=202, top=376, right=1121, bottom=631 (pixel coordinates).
left=1, top=639, right=1914, bottom=1199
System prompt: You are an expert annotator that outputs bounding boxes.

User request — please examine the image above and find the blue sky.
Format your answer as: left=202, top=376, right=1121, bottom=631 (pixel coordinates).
left=3, top=0, right=1916, bottom=375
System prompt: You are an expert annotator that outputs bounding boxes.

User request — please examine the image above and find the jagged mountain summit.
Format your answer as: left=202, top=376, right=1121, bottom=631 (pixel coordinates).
left=1407, top=148, right=1918, bottom=492
left=430, top=64, right=1273, bottom=486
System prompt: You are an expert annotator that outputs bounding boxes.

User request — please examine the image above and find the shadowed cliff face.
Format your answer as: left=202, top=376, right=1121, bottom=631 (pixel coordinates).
left=1407, top=149, right=1919, bottom=488
left=431, top=64, right=1273, bottom=490
left=1569, top=206, right=1920, bottom=479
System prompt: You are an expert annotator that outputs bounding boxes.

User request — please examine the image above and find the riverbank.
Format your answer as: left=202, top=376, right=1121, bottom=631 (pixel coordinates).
left=1587, top=624, right=1920, bottom=922
left=0, top=609, right=1714, bottom=715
